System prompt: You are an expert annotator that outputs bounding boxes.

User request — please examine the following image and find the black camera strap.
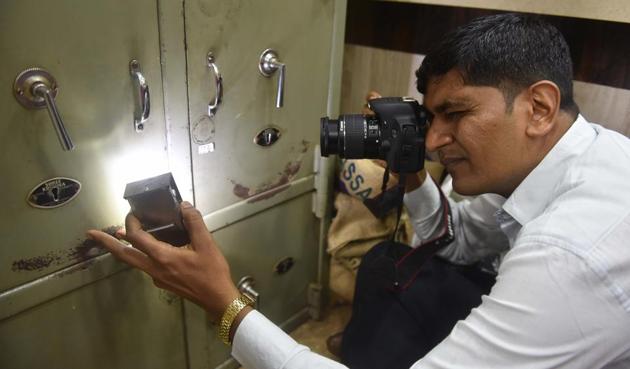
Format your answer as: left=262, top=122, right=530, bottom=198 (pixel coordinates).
left=363, top=164, right=405, bottom=219
left=362, top=163, right=408, bottom=240
left=390, top=171, right=406, bottom=242
left=389, top=189, right=454, bottom=291
left=362, top=165, right=455, bottom=292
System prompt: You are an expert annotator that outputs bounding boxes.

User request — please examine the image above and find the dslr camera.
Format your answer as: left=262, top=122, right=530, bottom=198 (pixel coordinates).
left=320, top=97, right=430, bottom=173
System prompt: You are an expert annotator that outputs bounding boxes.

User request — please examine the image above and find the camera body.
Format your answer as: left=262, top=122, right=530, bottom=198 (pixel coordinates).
left=320, top=97, right=429, bottom=173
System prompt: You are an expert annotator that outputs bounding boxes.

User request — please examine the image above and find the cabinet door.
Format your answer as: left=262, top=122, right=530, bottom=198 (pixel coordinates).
left=184, top=193, right=321, bottom=368
left=182, top=1, right=339, bottom=367
left=0, top=0, right=169, bottom=291
left=185, top=0, right=335, bottom=213
left=0, top=1, right=188, bottom=368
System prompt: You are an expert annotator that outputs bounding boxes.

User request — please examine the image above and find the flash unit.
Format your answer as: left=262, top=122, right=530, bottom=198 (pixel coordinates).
left=123, top=172, right=189, bottom=246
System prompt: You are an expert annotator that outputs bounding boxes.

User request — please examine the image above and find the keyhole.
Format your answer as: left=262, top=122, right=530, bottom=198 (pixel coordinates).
left=51, top=187, right=60, bottom=202
left=254, top=127, right=281, bottom=147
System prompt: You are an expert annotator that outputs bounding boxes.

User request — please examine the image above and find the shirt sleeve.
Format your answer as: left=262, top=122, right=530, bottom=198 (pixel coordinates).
left=232, top=310, right=348, bottom=369
left=409, top=241, right=630, bottom=368
left=404, top=178, right=509, bottom=265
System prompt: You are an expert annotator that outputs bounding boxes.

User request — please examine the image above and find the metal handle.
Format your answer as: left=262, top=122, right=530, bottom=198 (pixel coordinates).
left=275, top=63, right=285, bottom=108
left=33, top=83, right=74, bottom=150
left=237, top=276, right=260, bottom=309
left=129, top=59, right=150, bottom=132
left=207, top=52, right=223, bottom=117
left=13, top=68, right=75, bottom=151
left=259, top=49, right=285, bottom=108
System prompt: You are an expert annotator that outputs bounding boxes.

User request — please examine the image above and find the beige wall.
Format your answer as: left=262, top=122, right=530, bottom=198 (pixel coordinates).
left=341, top=44, right=630, bottom=136
left=384, top=0, right=630, bottom=24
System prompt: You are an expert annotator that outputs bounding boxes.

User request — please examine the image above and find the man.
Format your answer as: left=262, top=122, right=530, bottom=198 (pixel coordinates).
left=88, top=13, right=630, bottom=368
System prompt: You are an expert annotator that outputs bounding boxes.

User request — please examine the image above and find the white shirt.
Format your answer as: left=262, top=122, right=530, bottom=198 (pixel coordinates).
left=232, top=115, right=630, bottom=368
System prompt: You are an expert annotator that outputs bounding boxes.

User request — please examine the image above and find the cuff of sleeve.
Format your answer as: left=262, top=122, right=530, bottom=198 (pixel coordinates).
left=403, top=176, right=441, bottom=220
left=232, top=310, right=309, bottom=369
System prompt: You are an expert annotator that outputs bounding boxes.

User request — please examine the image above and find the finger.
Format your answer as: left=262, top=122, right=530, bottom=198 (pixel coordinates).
left=372, top=159, right=387, bottom=168
left=121, top=212, right=166, bottom=257
left=115, top=228, right=126, bottom=240
left=366, top=90, right=382, bottom=100
left=180, top=201, right=214, bottom=251
left=87, top=230, right=152, bottom=271
left=362, top=92, right=381, bottom=115
left=124, top=211, right=143, bottom=233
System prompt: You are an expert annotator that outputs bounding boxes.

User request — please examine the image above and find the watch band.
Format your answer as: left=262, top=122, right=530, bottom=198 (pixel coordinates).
left=218, top=294, right=255, bottom=345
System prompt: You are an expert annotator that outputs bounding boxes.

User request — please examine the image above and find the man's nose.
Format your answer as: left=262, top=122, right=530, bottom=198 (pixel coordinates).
left=425, top=119, right=453, bottom=152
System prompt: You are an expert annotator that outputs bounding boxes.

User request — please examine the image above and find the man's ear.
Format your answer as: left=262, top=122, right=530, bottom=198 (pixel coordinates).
left=525, top=80, right=561, bottom=137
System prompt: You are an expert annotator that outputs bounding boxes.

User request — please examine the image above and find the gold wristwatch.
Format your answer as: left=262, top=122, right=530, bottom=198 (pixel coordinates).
left=218, top=294, right=255, bottom=345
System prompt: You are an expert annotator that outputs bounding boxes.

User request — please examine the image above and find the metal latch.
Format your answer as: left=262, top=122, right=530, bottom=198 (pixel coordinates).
left=237, top=276, right=260, bottom=309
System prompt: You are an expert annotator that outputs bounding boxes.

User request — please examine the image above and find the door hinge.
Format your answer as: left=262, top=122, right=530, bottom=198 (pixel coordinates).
left=312, top=145, right=331, bottom=219
left=307, top=282, right=323, bottom=320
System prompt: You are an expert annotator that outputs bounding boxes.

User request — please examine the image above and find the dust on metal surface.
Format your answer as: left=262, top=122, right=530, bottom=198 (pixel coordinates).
left=11, top=225, right=122, bottom=272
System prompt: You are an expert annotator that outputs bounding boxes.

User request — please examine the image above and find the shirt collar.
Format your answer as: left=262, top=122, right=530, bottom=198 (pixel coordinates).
left=502, top=115, right=597, bottom=226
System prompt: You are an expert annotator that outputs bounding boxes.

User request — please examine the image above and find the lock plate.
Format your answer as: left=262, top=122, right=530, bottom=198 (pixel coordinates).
left=254, top=126, right=281, bottom=147
left=27, top=177, right=81, bottom=209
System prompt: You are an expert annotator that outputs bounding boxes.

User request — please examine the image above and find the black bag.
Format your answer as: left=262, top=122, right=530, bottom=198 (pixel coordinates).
left=341, top=240, right=496, bottom=369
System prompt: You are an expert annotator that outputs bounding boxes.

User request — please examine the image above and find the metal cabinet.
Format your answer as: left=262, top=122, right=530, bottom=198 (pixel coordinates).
left=0, top=1, right=190, bottom=368
left=185, top=194, right=322, bottom=368
left=180, top=1, right=344, bottom=367
left=0, top=0, right=346, bottom=368
left=0, top=271, right=188, bottom=369
left=185, top=0, right=336, bottom=213
left=0, top=0, right=172, bottom=293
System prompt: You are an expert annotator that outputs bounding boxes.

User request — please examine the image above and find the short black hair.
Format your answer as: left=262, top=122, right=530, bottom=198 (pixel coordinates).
left=416, top=13, right=579, bottom=115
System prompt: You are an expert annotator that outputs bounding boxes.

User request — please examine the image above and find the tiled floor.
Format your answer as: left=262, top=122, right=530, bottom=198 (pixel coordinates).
left=288, top=303, right=353, bottom=361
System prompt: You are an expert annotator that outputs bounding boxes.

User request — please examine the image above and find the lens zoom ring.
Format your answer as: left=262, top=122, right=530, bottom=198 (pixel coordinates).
left=343, top=115, right=365, bottom=158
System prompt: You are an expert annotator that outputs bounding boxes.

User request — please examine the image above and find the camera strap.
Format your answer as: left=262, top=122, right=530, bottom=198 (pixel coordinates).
left=362, top=163, right=406, bottom=239
left=362, top=165, right=455, bottom=292
left=389, top=189, right=454, bottom=291
left=362, top=164, right=405, bottom=219
left=390, top=171, right=406, bottom=242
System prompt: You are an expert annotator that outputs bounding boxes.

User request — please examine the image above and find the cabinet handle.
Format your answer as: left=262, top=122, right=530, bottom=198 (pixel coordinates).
left=207, top=52, right=223, bottom=117
left=13, top=68, right=75, bottom=151
left=237, top=276, right=260, bottom=309
left=129, top=59, right=150, bottom=132
left=259, top=48, right=285, bottom=108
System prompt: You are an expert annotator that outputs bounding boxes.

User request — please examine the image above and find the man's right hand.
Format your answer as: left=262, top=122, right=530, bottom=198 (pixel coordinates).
left=404, top=169, right=428, bottom=193
left=87, top=201, right=241, bottom=324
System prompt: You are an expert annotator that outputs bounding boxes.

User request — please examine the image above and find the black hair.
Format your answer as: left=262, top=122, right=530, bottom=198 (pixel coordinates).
left=416, top=13, right=579, bottom=115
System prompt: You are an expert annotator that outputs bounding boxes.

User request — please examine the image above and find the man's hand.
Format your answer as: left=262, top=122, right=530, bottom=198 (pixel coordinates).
left=403, top=169, right=428, bottom=193
left=86, top=201, right=240, bottom=323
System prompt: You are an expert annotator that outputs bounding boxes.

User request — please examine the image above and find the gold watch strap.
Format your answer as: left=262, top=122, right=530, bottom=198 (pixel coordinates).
left=218, top=294, right=255, bottom=345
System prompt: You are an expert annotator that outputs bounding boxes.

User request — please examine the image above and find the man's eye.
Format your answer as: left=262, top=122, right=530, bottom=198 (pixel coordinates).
left=445, top=111, right=466, bottom=120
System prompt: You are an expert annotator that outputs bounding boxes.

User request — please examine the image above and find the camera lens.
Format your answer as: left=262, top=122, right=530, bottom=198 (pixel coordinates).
left=320, top=117, right=340, bottom=156
left=341, top=114, right=366, bottom=158
left=321, top=114, right=381, bottom=159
